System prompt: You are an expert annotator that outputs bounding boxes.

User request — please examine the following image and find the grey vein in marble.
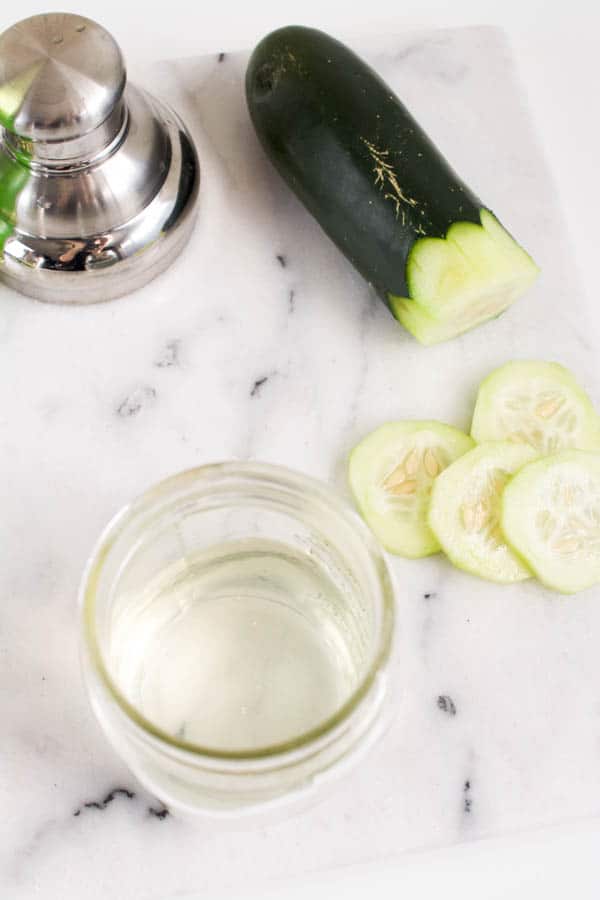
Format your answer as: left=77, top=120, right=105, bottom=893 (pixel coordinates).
left=463, top=780, right=473, bottom=815
left=250, top=375, right=270, bottom=397
left=148, top=805, right=171, bottom=820
left=73, top=787, right=135, bottom=816
left=155, top=340, right=181, bottom=369
left=116, top=385, right=157, bottom=418
left=437, top=695, right=457, bottom=716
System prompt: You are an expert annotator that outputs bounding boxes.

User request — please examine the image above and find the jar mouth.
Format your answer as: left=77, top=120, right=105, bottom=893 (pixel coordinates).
left=80, top=462, right=395, bottom=762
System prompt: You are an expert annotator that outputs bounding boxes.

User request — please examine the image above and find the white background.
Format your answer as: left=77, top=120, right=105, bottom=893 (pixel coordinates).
left=3, top=1, right=600, bottom=897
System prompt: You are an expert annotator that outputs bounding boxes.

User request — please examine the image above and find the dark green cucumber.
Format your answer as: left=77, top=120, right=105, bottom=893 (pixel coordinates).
left=246, top=26, right=538, bottom=345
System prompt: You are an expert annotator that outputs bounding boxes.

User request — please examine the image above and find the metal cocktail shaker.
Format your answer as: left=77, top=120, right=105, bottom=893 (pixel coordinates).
left=0, top=13, right=199, bottom=303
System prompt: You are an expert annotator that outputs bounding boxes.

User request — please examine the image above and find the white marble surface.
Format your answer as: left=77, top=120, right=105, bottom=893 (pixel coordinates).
left=2, top=26, right=600, bottom=899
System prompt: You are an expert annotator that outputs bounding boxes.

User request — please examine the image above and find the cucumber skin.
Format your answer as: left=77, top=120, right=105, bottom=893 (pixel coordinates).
left=245, top=26, right=484, bottom=300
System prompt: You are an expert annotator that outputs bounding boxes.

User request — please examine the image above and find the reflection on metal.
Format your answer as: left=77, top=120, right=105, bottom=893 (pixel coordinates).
left=0, top=13, right=199, bottom=303
left=0, top=150, right=29, bottom=255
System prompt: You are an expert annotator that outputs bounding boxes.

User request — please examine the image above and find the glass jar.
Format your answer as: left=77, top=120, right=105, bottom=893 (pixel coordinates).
left=80, top=462, right=395, bottom=817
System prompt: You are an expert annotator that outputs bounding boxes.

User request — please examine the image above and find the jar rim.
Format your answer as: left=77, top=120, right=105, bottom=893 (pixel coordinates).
left=80, top=461, right=395, bottom=763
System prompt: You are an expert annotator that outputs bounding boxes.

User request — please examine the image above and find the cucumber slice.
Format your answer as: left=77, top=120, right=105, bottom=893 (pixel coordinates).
left=428, top=442, right=539, bottom=583
left=501, top=450, right=600, bottom=594
left=348, top=421, right=474, bottom=558
left=390, top=211, right=539, bottom=346
left=471, top=360, right=600, bottom=453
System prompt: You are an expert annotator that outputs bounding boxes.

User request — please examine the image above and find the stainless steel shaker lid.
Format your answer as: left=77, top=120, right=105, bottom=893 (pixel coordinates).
left=0, top=14, right=125, bottom=142
left=0, top=13, right=199, bottom=304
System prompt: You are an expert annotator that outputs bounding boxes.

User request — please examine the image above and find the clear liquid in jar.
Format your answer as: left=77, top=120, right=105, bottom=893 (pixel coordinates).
left=107, top=538, right=366, bottom=752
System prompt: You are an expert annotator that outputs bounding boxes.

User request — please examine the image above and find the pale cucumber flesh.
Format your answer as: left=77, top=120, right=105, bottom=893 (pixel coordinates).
left=501, top=450, right=600, bottom=594
left=428, top=442, right=539, bottom=583
left=348, top=421, right=474, bottom=558
left=471, top=360, right=600, bottom=454
left=389, top=210, right=539, bottom=346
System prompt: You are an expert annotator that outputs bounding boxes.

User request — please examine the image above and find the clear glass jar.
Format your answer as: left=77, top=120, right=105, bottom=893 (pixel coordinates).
left=80, top=463, right=395, bottom=818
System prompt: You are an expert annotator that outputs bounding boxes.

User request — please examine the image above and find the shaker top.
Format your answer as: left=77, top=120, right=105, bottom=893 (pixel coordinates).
left=0, top=11, right=199, bottom=305
left=0, top=13, right=126, bottom=142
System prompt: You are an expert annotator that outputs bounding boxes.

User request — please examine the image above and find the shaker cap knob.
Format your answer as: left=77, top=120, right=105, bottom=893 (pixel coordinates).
left=0, top=13, right=125, bottom=142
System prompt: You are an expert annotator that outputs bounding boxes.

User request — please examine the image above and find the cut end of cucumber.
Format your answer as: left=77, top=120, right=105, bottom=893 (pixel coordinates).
left=348, top=421, right=474, bottom=558
left=428, top=442, right=539, bottom=583
left=501, top=450, right=600, bottom=594
left=388, top=210, right=539, bottom=346
left=471, top=360, right=600, bottom=454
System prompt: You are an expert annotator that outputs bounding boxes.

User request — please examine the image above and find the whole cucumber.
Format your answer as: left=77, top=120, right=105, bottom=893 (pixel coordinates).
left=246, top=26, right=538, bottom=345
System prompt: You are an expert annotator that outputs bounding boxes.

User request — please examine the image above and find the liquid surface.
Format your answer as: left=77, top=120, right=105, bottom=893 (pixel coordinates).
left=108, top=539, right=363, bottom=752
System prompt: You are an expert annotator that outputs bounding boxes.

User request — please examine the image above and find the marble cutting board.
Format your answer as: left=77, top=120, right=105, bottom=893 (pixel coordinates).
left=2, top=25, right=600, bottom=899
